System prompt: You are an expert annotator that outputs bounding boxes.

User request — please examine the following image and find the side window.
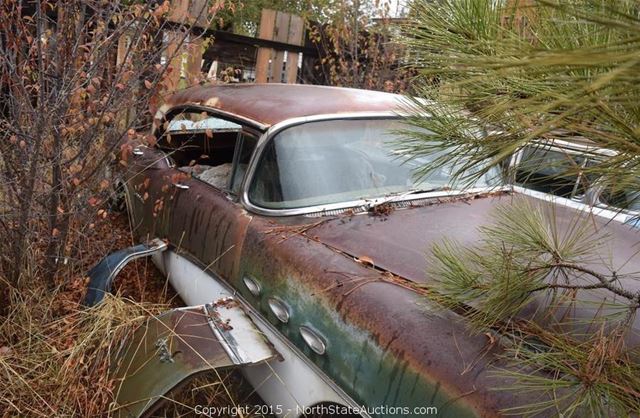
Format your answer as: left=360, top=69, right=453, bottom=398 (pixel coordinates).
left=230, top=133, right=258, bottom=194
left=159, top=110, right=242, bottom=190
left=515, top=145, right=586, bottom=198
left=598, top=178, right=640, bottom=212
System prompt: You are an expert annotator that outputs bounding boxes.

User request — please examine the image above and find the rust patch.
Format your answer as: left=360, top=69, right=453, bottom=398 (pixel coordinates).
left=161, top=83, right=405, bottom=127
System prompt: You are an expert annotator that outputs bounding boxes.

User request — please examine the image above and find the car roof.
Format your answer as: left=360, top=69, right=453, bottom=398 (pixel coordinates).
left=158, top=83, right=407, bottom=128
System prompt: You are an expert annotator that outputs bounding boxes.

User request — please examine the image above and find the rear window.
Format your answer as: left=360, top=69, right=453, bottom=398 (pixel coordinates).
left=515, top=146, right=587, bottom=198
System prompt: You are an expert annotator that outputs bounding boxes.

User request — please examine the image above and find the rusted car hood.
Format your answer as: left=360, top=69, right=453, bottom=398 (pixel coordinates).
left=309, top=195, right=505, bottom=284
left=308, top=192, right=640, bottom=327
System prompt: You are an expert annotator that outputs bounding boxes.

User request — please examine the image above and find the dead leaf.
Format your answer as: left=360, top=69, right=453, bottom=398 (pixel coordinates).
left=355, top=255, right=375, bottom=267
left=144, top=79, right=153, bottom=90
left=484, top=332, right=497, bottom=345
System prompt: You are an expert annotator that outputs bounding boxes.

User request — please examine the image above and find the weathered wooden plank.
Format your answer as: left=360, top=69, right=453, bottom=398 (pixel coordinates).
left=167, top=0, right=209, bottom=28
left=167, top=0, right=189, bottom=23
left=163, top=30, right=183, bottom=93
left=255, top=9, right=277, bottom=83
left=285, top=15, right=304, bottom=84
left=185, top=36, right=204, bottom=84
left=271, top=11, right=290, bottom=83
left=188, top=0, right=209, bottom=28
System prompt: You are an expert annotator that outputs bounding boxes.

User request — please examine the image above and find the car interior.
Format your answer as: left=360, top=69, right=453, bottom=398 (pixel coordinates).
left=157, top=112, right=243, bottom=190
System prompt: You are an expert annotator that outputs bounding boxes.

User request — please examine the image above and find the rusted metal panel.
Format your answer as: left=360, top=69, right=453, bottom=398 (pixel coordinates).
left=235, top=212, right=525, bottom=417
left=123, top=147, right=174, bottom=237
left=112, top=299, right=277, bottom=418
left=157, top=84, right=405, bottom=128
left=128, top=84, right=640, bottom=416
left=233, top=192, right=640, bottom=415
left=309, top=195, right=506, bottom=284
left=311, top=194, right=640, bottom=334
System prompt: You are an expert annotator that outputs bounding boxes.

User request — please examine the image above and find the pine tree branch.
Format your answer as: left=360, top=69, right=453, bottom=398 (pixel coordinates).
left=529, top=262, right=637, bottom=300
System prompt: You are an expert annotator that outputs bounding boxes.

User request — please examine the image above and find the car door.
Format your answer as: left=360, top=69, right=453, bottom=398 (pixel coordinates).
left=158, top=108, right=260, bottom=282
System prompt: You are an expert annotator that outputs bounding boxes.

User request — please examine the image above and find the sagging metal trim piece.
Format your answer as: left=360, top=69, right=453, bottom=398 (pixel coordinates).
left=204, top=301, right=246, bottom=365
left=83, top=238, right=168, bottom=306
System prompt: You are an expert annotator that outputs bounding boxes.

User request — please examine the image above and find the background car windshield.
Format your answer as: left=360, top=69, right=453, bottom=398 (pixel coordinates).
left=249, top=119, right=500, bottom=209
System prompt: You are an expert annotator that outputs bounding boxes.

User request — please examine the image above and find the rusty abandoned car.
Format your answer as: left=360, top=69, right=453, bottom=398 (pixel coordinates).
left=85, top=84, right=640, bottom=417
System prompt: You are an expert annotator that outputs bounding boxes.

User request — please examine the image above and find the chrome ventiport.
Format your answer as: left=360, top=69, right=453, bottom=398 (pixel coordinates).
left=299, top=326, right=326, bottom=355
left=242, top=275, right=261, bottom=297
left=267, top=297, right=290, bottom=323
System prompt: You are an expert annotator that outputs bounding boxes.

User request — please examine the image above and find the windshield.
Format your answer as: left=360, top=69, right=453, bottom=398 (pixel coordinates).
left=249, top=118, right=501, bottom=210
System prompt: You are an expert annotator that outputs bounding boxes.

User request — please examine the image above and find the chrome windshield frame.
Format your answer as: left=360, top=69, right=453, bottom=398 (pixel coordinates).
left=239, top=112, right=497, bottom=217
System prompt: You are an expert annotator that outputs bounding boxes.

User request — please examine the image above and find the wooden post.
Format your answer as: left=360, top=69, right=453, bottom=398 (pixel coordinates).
left=163, top=30, right=184, bottom=93
left=162, top=0, right=210, bottom=92
left=255, top=9, right=305, bottom=84
left=270, top=12, right=290, bottom=83
left=285, top=15, right=304, bottom=84
left=185, top=36, right=204, bottom=84
left=255, top=9, right=277, bottom=83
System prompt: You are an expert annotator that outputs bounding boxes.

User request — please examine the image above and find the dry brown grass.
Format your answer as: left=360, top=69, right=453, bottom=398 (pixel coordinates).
left=0, top=284, right=163, bottom=417
left=0, top=214, right=269, bottom=417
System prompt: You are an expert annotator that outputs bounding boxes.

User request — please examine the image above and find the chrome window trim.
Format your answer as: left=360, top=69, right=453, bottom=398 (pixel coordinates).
left=537, top=138, right=617, bottom=157
left=512, top=185, right=635, bottom=224
left=509, top=139, right=618, bottom=172
left=237, top=111, right=494, bottom=217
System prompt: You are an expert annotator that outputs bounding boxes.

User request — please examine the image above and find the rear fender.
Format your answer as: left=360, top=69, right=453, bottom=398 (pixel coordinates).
left=112, top=298, right=279, bottom=417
